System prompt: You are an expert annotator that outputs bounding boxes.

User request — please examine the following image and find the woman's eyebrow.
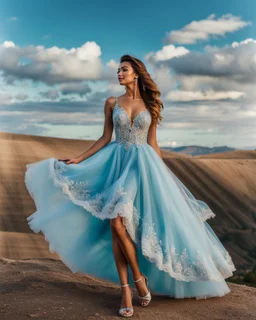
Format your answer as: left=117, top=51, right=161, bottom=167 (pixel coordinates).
left=117, top=66, right=129, bottom=70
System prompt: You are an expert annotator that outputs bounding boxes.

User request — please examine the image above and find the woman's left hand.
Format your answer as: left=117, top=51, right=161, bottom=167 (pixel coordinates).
left=59, top=158, right=80, bottom=165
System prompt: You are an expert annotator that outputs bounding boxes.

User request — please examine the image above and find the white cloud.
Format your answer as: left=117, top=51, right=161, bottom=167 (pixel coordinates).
left=165, top=13, right=251, bottom=44
left=2, top=41, right=15, bottom=48
left=148, top=38, right=256, bottom=90
left=146, top=44, right=189, bottom=63
left=231, top=38, right=256, bottom=48
left=0, top=41, right=104, bottom=85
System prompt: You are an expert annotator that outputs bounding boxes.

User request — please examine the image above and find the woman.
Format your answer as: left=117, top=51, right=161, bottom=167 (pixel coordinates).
left=25, top=54, right=236, bottom=318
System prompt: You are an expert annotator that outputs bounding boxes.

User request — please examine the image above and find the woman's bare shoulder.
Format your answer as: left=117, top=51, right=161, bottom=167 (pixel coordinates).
left=105, top=96, right=117, bottom=112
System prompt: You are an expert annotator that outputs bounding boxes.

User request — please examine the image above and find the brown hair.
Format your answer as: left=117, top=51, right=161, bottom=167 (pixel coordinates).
left=120, top=54, right=164, bottom=125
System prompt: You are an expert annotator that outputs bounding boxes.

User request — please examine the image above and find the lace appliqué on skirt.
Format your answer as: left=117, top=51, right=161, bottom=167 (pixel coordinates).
left=49, top=159, right=140, bottom=242
left=141, top=223, right=236, bottom=282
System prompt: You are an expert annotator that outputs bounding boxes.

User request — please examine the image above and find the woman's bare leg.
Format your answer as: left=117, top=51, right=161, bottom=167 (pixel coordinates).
left=111, top=225, right=133, bottom=315
left=110, top=216, right=149, bottom=298
left=111, top=227, right=129, bottom=285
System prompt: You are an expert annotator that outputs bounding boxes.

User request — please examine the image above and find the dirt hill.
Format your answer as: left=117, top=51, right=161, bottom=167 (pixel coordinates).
left=0, top=258, right=255, bottom=320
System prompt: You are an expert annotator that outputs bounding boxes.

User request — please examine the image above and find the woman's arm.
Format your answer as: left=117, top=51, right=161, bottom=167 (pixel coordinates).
left=147, top=120, right=163, bottom=159
left=74, top=97, right=115, bottom=163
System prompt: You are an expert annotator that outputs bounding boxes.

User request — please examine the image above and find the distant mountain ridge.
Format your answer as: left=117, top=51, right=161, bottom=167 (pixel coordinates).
left=161, top=145, right=236, bottom=156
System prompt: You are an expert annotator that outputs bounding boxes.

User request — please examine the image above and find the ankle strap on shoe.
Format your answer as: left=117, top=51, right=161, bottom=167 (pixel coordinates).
left=134, top=275, right=142, bottom=283
left=121, top=284, right=129, bottom=287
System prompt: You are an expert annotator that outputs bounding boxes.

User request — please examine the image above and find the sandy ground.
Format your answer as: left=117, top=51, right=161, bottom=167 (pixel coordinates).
left=0, top=258, right=256, bottom=320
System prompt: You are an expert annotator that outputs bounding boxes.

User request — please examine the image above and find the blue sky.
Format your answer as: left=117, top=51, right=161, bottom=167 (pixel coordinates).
left=0, top=0, right=256, bottom=149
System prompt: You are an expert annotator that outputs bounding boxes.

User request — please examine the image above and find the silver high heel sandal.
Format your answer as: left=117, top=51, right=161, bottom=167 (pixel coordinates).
left=133, top=273, right=151, bottom=307
left=119, top=284, right=134, bottom=318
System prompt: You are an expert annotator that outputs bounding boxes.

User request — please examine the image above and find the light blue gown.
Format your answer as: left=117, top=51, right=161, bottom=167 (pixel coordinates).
left=25, top=96, right=236, bottom=299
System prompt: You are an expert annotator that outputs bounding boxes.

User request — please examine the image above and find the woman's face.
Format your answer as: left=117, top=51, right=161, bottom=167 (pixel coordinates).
left=117, top=61, right=137, bottom=86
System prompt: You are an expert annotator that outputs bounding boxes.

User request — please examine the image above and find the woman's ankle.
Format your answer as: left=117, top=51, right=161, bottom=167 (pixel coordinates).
left=134, top=275, right=148, bottom=296
left=121, top=286, right=133, bottom=306
left=133, top=272, right=142, bottom=282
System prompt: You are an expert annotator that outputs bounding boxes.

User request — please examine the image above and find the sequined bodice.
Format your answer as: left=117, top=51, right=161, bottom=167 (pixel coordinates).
left=112, top=97, right=152, bottom=150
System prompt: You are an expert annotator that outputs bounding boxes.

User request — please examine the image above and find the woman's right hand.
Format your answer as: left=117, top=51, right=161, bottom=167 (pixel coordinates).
left=58, top=158, right=80, bottom=165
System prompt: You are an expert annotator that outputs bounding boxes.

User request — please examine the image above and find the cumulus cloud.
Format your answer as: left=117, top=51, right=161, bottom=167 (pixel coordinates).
left=146, top=38, right=256, bottom=103
left=0, top=41, right=104, bottom=85
left=2, top=41, right=15, bottom=48
left=147, top=39, right=256, bottom=88
left=165, top=13, right=251, bottom=44
left=146, top=44, right=189, bottom=64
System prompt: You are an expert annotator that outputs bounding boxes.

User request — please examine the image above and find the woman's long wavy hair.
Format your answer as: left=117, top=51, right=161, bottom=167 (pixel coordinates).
left=120, top=54, right=164, bottom=125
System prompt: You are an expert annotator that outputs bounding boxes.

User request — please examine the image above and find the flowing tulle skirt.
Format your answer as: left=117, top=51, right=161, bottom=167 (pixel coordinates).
left=24, top=140, right=236, bottom=299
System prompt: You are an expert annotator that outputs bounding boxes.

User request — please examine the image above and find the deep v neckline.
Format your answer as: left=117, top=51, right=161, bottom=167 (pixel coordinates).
left=115, top=97, right=148, bottom=129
